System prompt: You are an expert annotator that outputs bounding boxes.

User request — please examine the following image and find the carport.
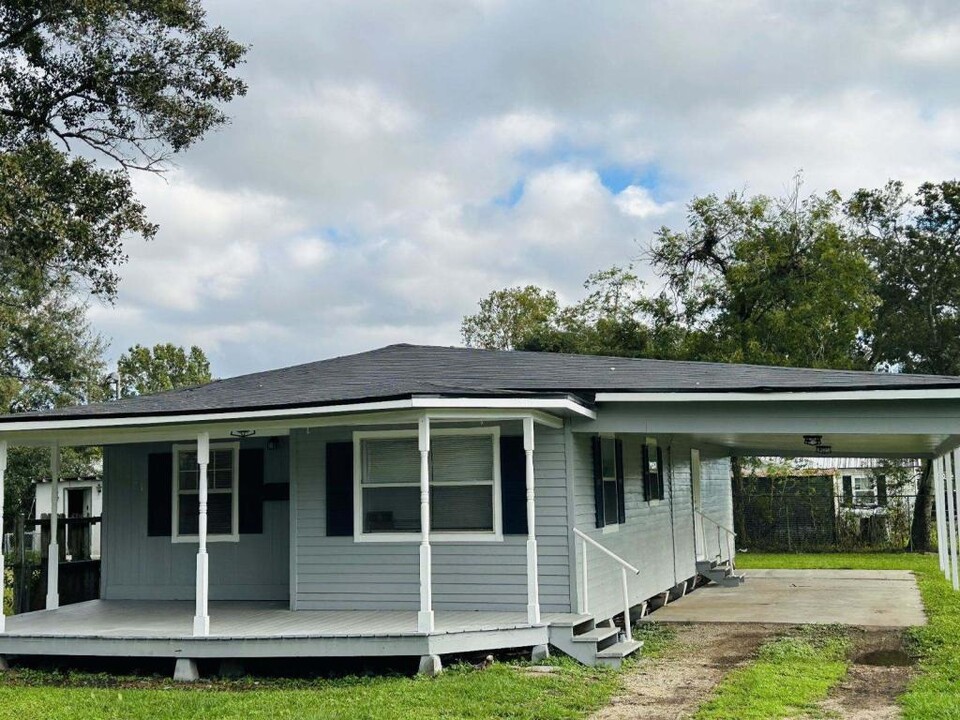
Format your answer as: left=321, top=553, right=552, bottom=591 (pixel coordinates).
left=586, top=385, right=960, bottom=595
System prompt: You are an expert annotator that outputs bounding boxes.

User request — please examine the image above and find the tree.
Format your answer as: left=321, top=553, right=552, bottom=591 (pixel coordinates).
left=649, top=182, right=877, bottom=369
left=461, top=286, right=559, bottom=350
left=0, top=1, right=247, bottom=308
left=846, top=180, right=960, bottom=551
left=118, top=343, right=213, bottom=397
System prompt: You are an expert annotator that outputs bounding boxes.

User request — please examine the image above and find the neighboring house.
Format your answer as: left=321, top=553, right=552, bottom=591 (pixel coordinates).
left=0, top=344, right=958, bottom=679
left=33, top=475, right=103, bottom=560
left=740, top=458, right=922, bottom=550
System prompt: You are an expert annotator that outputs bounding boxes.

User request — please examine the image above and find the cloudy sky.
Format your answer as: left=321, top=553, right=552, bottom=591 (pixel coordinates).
left=89, top=0, right=960, bottom=377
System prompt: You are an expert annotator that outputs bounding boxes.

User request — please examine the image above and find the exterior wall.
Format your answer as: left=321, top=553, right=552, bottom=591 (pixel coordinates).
left=101, top=438, right=290, bottom=601
left=570, top=431, right=727, bottom=622
left=697, top=450, right=734, bottom=563
left=291, top=421, right=571, bottom=613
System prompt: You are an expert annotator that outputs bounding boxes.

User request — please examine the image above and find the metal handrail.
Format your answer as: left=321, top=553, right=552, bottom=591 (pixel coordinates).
left=573, top=528, right=640, bottom=574
left=694, top=509, right=736, bottom=573
left=573, top=528, right=639, bottom=641
left=694, top=509, right=736, bottom=537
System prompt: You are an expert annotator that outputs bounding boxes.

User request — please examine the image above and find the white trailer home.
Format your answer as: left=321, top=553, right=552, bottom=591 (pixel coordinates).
left=0, top=344, right=959, bottom=679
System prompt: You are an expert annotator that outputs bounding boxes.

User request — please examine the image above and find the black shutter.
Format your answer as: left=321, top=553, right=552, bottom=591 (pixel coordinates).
left=615, top=438, right=626, bottom=524
left=877, top=475, right=888, bottom=506
left=500, top=436, right=527, bottom=535
left=592, top=436, right=605, bottom=528
left=147, top=452, right=173, bottom=537
left=641, top=443, right=651, bottom=501
left=239, top=448, right=265, bottom=534
left=326, top=441, right=354, bottom=536
left=842, top=475, right=853, bottom=505
left=656, top=445, right=665, bottom=501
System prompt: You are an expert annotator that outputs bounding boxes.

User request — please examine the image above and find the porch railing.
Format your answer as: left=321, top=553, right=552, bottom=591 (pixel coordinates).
left=573, top=528, right=640, bottom=641
left=695, top=509, right=736, bottom=573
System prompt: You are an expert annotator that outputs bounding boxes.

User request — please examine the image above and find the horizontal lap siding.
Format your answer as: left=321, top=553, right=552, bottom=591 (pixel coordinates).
left=571, top=432, right=698, bottom=622
left=699, top=451, right=734, bottom=562
left=102, top=441, right=290, bottom=601
left=293, top=423, right=571, bottom=613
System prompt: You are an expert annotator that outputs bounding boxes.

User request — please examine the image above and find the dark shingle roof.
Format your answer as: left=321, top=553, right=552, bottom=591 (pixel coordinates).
left=6, top=343, right=960, bottom=423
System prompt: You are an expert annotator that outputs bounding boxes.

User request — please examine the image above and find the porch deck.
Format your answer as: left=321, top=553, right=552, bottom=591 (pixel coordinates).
left=0, top=601, right=579, bottom=659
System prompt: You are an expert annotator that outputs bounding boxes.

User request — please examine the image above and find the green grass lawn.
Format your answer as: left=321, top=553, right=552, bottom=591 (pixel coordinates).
left=0, top=657, right=619, bottom=720
left=738, top=552, right=960, bottom=720
left=693, top=626, right=849, bottom=720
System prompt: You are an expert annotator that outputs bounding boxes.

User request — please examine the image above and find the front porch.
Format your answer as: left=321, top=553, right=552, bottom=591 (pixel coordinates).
left=0, top=600, right=581, bottom=659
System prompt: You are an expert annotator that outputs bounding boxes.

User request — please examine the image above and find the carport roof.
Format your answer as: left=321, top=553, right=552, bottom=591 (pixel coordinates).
left=5, top=343, right=960, bottom=424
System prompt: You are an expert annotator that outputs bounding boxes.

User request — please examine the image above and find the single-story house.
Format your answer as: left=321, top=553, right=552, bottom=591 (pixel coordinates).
left=1, top=343, right=959, bottom=678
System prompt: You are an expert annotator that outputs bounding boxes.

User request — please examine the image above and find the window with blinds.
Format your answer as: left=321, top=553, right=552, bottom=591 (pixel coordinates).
left=358, top=430, right=499, bottom=537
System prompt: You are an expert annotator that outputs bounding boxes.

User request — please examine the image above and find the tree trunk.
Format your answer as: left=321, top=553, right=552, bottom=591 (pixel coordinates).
left=910, top=460, right=933, bottom=553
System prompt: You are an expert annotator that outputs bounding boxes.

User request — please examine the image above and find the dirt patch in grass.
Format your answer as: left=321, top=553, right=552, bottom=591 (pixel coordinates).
left=797, top=629, right=917, bottom=720
left=591, top=622, right=781, bottom=720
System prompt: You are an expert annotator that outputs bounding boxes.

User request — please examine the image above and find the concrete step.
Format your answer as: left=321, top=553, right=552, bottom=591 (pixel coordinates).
left=718, top=573, right=746, bottom=587
left=596, top=639, right=644, bottom=668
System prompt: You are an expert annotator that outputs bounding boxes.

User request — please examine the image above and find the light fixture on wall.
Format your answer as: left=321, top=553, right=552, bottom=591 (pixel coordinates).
left=230, top=429, right=256, bottom=439
left=803, top=435, right=823, bottom=447
left=815, top=444, right=832, bottom=455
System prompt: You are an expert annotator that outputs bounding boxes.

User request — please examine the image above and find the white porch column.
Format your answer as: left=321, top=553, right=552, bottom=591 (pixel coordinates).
left=934, top=458, right=948, bottom=576
left=417, top=416, right=434, bottom=633
left=523, top=417, right=541, bottom=625
left=0, top=440, right=6, bottom=633
left=46, top=442, right=60, bottom=609
left=950, top=452, right=960, bottom=591
left=193, top=432, right=210, bottom=636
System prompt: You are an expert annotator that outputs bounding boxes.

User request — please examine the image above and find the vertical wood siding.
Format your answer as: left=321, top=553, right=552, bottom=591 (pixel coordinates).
left=292, top=422, right=571, bottom=613
left=101, top=439, right=290, bottom=601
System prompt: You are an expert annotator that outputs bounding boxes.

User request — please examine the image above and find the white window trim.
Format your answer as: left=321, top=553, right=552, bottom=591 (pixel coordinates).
left=643, top=436, right=665, bottom=504
left=171, top=441, right=240, bottom=543
left=352, top=426, right=503, bottom=543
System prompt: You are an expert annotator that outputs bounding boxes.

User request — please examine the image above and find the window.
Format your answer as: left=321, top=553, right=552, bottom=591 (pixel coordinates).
left=172, top=443, right=239, bottom=542
left=853, top=475, right=877, bottom=506
left=593, top=435, right=624, bottom=528
left=642, top=438, right=665, bottom=501
left=354, top=428, right=500, bottom=541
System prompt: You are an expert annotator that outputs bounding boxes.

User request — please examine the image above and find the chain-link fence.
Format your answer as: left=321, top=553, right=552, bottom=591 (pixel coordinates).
left=733, top=491, right=924, bottom=552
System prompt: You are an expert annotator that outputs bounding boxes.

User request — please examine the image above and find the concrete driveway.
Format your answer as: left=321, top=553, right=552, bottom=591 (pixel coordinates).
left=652, top=569, right=926, bottom=627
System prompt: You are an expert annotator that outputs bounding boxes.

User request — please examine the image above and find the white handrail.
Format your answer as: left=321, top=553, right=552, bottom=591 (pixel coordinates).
left=695, top=509, right=736, bottom=574
left=573, top=528, right=639, bottom=641
left=694, top=509, right=736, bottom=538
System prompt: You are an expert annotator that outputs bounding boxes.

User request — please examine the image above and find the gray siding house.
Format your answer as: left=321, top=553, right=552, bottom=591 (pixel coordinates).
left=2, top=344, right=960, bottom=678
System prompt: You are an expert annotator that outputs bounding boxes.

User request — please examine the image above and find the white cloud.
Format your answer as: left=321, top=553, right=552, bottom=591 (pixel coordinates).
left=87, top=0, right=960, bottom=377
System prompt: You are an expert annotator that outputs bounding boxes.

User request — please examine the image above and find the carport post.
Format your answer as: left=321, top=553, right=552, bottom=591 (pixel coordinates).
left=934, top=458, right=948, bottom=576
left=943, top=455, right=955, bottom=585
left=950, top=452, right=960, bottom=591
left=46, top=442, right=60, bottom=609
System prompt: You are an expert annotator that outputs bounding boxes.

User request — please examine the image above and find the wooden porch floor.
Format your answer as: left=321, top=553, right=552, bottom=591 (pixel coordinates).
left=0, top=601, right=583, bottom=659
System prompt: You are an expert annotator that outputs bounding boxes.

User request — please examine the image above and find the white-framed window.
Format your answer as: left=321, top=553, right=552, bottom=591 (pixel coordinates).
left=172, top=442, right=240, bottom=543
left=353, top=427, right=502, bottom=542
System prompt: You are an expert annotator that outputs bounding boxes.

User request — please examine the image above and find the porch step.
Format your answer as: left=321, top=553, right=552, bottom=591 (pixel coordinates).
left=570, top=626, right=620, bottom=645
left=548, top=614, right=644, bottom=667
left=697, top=559, right=746, bottom=587
left=595, top=639, right=644, bottom=669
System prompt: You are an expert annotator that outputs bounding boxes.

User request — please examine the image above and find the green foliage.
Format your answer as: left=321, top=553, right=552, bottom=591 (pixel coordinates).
left=737, top=553, right=960, bottom=720
left=0, top=659, right=619, bottom=720
left=694, top=626, right=849, bottom=720
left=848, top=180, right=960, bottom=375
left=461, top=285, right=559, bottom=350
left=117, top=344, right=213, bottom=397
left=650, top=181, right=876, bottom=369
